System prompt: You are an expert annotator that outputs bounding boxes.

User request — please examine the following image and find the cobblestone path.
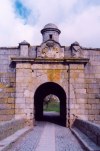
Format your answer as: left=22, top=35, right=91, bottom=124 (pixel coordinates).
left=7, top=122, right=85, bottom=151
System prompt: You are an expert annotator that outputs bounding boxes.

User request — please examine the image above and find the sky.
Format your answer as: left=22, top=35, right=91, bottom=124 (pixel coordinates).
left=0, top=0, right=100, bottom=48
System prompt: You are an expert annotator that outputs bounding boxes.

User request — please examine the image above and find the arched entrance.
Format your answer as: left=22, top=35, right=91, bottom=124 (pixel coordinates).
left=34, top=82, right=66, bottom=126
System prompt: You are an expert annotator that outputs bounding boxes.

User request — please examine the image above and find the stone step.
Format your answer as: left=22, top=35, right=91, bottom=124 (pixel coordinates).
left=0, top=127, right=31, bottom=151
left=71, top=127, right=100, bottom=151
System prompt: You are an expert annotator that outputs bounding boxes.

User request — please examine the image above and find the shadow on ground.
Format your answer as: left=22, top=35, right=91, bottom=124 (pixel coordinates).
left=37, top=111, right=66, bottom=126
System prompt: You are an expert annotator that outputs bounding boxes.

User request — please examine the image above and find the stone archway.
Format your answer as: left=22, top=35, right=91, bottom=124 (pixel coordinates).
left=34, top=82, right=66, bottom=126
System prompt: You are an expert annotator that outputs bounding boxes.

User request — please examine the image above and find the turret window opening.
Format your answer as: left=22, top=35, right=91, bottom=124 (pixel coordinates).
left=49, top=34, right=53, bottom=39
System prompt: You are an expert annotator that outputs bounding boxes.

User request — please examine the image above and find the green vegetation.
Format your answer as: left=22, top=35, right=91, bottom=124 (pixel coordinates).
left=43, top=101, right=60, bottom=112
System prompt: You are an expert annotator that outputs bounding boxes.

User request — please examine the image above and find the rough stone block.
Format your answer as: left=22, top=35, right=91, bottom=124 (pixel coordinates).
left=74, top=104, right=80, bottom=109
left=96, top=104, right=100, bottom=109
left=0, top=98, right=8, bottom=104
left=24, top=90, right=30, bottom=97
left=0, top=109, right=14, bottom=115
left=16, top=104, right=26, bottom=109
left=76, top=93, right=87, bottom=99
left=85, top=78, right=96, bottom=84
left=86, top=104, right=92, bottom=109
left=6, top=88, right=15, bottom=93
left=70, top=104, right=75, bottom=109
left=16, top=63, right=31, bottom=69
left=16, top=98, right=25, bottom=104
left=75, top=89, right=86, bottom=94
left=77, top=99, right=87, bottom=104
left=20, top=45, right=29, bottom=57
left=15, top=109, right=25, bottom=114
left=92, top=104, right=97, bottom=109
left=0, top=115, right=14, bottom=121
left=70, top=64, right=84, bottom=70
left=74, top=78, right=85, bottom=83
left=88, top=83, right=100, bottom=89
left=88, top=94, right=95, bottom=99
left=89, top=115, right=95, bottom=121
left=87, top=88, right=99, bottom=94
left=16, top=86, right=25, bottom=93
left=88, top=110, right=99, bottom=115
left=7, top=98, right=15, bottom=103
left=16, top=93, right=23, bottom=98
left=95, top=115, right=100, bottom=121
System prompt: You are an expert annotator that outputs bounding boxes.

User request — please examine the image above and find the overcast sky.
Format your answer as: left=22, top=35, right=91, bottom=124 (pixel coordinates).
left=0, top=0, right=100, bottom=48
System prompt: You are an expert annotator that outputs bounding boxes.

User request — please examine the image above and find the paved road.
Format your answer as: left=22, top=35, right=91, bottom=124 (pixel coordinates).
left=7, top=122, right=85, bottom=151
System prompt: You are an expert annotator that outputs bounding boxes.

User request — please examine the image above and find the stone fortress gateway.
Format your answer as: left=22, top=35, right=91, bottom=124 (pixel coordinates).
left=0, top=23, right=100, bottom=127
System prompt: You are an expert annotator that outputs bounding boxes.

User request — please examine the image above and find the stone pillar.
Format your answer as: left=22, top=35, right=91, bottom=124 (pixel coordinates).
left=15, top=63, right=33, bottom=126
left=69, top=64, right=87, bottom=126
left=19, top=40, right=30, bottom=57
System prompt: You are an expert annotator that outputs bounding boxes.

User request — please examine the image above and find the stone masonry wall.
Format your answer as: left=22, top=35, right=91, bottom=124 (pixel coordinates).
left=15, top=63, right=68, bottom=126
left=69, top=49, right=100, bottom=125
left=0, top=48, right=19, bottom=121
left=84, top=49, right=100, bottom=124
left=0, top=45, right=100, bottom=126
left=15, top=63, right=33, bottom=126
left=68, top=64, right=87, bottom=126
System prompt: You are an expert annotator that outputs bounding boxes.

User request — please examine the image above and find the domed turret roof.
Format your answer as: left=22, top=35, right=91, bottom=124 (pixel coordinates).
left=44, top=23, right=58, bottom=29
left=41, top=23, right=61, bottom=34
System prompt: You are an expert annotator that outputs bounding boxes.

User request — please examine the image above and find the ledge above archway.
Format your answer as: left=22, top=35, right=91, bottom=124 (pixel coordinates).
left=11, top=57, right=89, bottom=64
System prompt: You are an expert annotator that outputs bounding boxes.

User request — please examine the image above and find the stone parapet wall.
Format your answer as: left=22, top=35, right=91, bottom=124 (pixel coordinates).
left=0, top=118, right=26, bottom=141
left=73, top=118, right=100, bottom=146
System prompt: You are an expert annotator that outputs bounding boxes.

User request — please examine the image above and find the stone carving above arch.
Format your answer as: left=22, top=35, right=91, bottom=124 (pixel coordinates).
left=37, top=41, right=64, bottom=59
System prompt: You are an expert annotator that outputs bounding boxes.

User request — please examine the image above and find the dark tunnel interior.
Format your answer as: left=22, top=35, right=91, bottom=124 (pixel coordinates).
left=34, top=82, right=66, bottom=126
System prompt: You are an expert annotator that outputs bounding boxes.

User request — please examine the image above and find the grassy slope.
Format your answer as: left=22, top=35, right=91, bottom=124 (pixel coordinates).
left=43, top=102, right=60, bottom=112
